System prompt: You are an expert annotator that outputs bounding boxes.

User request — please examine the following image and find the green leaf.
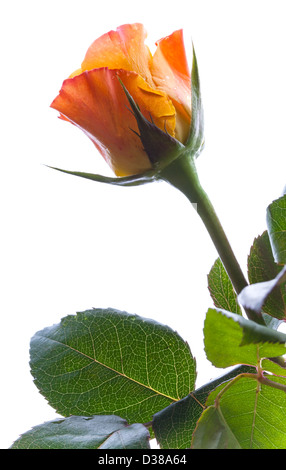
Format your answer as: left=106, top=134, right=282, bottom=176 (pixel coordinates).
left=204, top=308, right=286, bottom=369
left=152, top=365, right=254, bottom=449
left=191, top=406, right=241, bottom=449
left=261, top=358, right=286, bottom=376
left=10, top=415, right=150, bottom=449
left=267, top=194, right=286, bottom=264
left=203, top=375, right=286, bottom=449
left=208, top=258, right=242, bottom=315
left=247, top=231, right=286, bottom=319
left=47, top=166, right=158, bottom=186
left=238, top=265, right=286, bottom=318
left=30, top=308, right=196, bottom=424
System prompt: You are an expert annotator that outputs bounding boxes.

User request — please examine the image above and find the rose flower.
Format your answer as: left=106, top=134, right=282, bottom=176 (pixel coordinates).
left=51, top=23, right=192, bottom=177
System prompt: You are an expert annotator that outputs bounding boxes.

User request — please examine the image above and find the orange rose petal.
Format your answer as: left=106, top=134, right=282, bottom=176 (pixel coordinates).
left=154, top=29, right=191, bottom=79
left=81, top=24, right=154, bottom=86
left=151, top=29, right=192, bottom=143
left=51, top=68, right=176, bottom=176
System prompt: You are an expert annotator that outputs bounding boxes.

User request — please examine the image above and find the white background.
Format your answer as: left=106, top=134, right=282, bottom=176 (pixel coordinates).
left=1, top=0, right=285, bottom=449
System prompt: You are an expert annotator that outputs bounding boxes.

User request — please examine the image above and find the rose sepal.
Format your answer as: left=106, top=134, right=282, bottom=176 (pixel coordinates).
left=118, top=78, right=185, bottom=171
left=184, top=44, right=204, bottom=158
left=46, top=166, right=158, bottom=187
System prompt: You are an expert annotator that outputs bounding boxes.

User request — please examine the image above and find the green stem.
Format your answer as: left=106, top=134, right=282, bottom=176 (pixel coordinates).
left=260, top=376, right=286, bottom=394
left=159, top=153, right=265, bottom=325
